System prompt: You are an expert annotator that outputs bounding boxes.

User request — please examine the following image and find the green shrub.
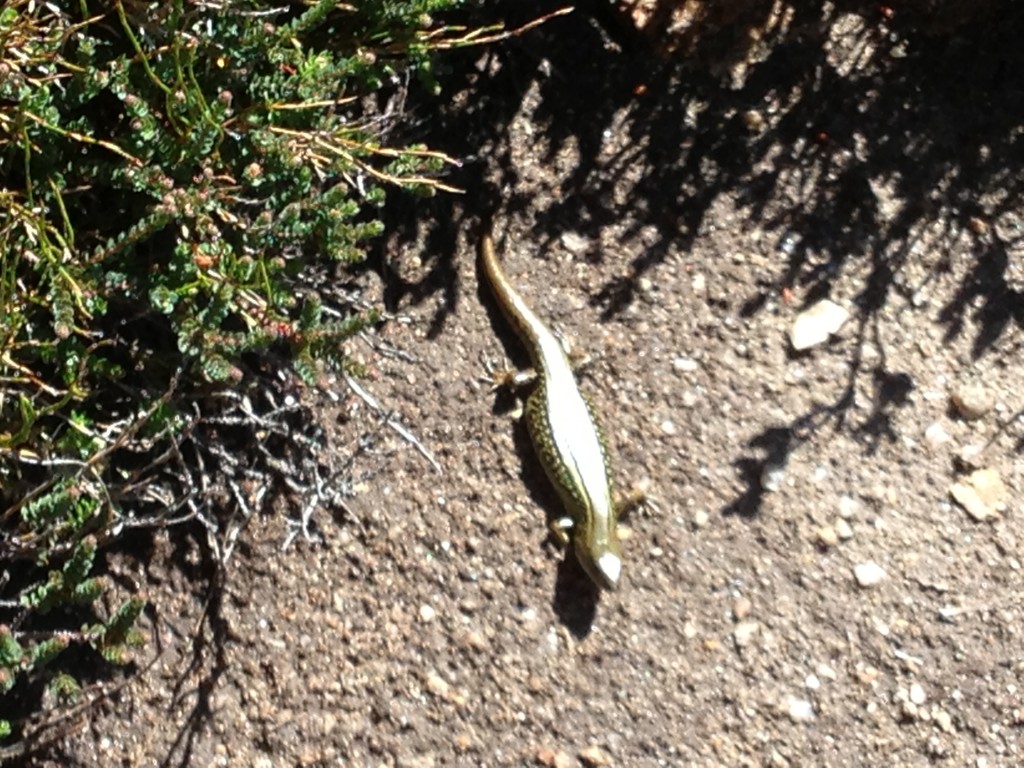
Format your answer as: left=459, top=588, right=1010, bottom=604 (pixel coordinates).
left=0, top=0, right=462, bottom=746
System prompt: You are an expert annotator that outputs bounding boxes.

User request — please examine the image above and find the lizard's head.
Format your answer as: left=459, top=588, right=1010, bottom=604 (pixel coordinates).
left=577, top=546, right=622, bottom=591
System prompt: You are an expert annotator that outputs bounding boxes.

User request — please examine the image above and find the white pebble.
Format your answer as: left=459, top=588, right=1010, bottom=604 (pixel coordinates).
left=838, top=495, right=859, bottom=518
left=923, top=422, right=951, bottom=451
left=425, top=670, right=450, bottom=698
left=787, top=697, right=816, bottom=722
left=934, top=708, right=954, bottom=733
left=909, top=683, right=926, bottom=705
left=673, top=356, right=700, bottom=372
left=790, top=299, right=850, bottom=351
left=560, top=231, right=590, bottom=255
left=854, top=562, right=887, bottom=588
left=419, top=604, right=436, bottom=623
left=835, top=518, right=854, bottom=540
left=816, top=663, right=838, bottom=681
left=761, top=463, right=786, bottom=492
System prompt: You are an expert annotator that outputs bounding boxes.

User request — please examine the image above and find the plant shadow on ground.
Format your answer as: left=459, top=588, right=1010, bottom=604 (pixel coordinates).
left=24, top=373, right=334, bottom=765
left=380, top=0, right=1024, bottom=540
left=149, top=531, right=231, bottom=768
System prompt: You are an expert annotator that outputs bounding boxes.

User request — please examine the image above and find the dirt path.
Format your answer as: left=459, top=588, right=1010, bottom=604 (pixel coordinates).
left=51, top=3, right=1023, bottom=766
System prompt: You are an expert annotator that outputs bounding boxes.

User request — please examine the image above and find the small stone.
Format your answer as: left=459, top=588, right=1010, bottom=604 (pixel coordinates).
left=560, top=232, right=590, bottom=255
left=519, top=607, right=538, bottom=624
left=835, top=518, right=854, bottom=540
left=858, top=666, right=880, bottom=685
left=950, top=469, right=1007, bottom=522
left=693, top=509, right=710, bottom=529
left=425, top=670, right=450, bottom=698
left=950, top=384, right=993, bottom=420
left=924, top=422, right=951, bottom=451
left=933, top=708, right=954, bottom=733
left=660, top=419, right=678, bottom=436
left=787, top=697, right=816, bottom=722
left=578, top=745, right=612, bottom=767
left=805, top=674, right=821, bottom=690
left=816, top=525, right=839, bottom=547
left=909, top=683, right=926, bottom=705
left=419, top=604, right=436, bottom=623
left=838, top=495, right=859, bottom=519
left=733, top=596, right=753, bottom=620
left=938, top=605, right=962, bottom=622
left=761, top=463, right=786, bottom=492
left=967, top=468, right=1007, bottom=507
left=956, top=443, right=986, bottom=470
left=673, top=356, right=700, bottom=372
left=816, top=663, right=838, bottom=681
left=854, top=562, right=886, bottom=588
left=734, top=621, right=760, bottom=647
left=790, top=299, right=850, bottom=351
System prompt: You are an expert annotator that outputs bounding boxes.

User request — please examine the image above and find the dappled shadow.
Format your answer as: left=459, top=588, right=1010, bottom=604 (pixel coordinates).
left=384, top=0, right=1022, bottom=348
left=156, top=530, right=231, bottom=768
left=722, top=308, right=920, bottom=516
left=939, top=239, right=1024, bottom=357
left=380, top=0, right=1022, bottom=521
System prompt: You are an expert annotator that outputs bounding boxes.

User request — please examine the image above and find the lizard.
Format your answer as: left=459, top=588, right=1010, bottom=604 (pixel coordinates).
left=480, top=232, right=633, bottom=590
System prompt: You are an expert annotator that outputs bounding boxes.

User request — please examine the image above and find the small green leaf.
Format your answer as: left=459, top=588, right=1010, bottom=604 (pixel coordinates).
left=27, top=636, right=69, bottom=668
left=48, top=672, right=82, bottom=704
left=0, top=627, right=23, bottom=667
left=150, top=285, right=179, bottom=314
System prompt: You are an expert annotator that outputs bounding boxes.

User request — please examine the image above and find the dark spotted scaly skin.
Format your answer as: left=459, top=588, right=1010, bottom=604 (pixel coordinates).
left=525, top=384, right=612, bottom=517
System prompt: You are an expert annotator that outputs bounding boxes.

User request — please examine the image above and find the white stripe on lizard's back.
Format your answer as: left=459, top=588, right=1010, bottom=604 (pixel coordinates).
left=537, top=332, right=614, bottom=523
